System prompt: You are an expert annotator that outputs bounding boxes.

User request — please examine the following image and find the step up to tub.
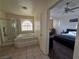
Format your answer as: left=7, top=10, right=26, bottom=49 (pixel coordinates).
left=15, top=38, right=38, bottom=48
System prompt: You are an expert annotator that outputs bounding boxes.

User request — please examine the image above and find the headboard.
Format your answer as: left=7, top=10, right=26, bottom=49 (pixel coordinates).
left=66, top=29, right=77, bottom=33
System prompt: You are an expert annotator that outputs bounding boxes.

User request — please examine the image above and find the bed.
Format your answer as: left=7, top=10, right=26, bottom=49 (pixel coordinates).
left=53, top=29, right=76, bottom=49
left=53, top=35, right=75, bottom=49
left=52, top=29, right=77, bottom=59
left=54, top=29, right=76, bottom=49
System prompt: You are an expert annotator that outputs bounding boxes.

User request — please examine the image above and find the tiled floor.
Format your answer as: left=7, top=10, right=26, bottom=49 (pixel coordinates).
left=0, top=45, right=50, bottom=59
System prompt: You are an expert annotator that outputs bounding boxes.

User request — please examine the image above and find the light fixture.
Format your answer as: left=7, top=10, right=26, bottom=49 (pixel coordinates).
left=22, top=6, right=27, bottom=10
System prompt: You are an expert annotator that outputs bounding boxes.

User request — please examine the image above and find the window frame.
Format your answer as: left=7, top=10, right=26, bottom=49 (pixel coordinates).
left=20, top=17, right=34, bottom=33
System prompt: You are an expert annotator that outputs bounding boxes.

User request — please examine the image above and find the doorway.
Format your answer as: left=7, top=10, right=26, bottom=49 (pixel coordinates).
left=48, top=0, right=79, bottom=59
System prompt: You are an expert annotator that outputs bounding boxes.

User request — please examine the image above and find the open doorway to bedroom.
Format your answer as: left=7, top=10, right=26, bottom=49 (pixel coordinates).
left=48, top=0, right=79, bottom=59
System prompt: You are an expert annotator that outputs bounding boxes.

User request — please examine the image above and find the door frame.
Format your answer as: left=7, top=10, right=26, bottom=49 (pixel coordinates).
left=47, top=0, right=63, bottom=54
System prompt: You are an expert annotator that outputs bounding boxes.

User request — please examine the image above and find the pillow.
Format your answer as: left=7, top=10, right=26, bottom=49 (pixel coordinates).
left=68, top=31, right=76, bottom=36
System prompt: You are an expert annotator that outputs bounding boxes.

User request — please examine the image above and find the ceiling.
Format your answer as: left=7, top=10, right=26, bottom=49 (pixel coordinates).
left=0, top=0, right=33, bottom=16
left=50, top=0, right=79, bottom=19
left=1, top=0, right=79, bottom=17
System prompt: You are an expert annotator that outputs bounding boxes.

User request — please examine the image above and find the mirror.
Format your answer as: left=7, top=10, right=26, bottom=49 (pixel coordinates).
left=0, top=18, right=17, bottom=46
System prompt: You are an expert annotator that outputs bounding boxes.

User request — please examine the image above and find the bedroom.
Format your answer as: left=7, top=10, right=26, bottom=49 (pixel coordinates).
left=49, top=0, right=79, bottom=59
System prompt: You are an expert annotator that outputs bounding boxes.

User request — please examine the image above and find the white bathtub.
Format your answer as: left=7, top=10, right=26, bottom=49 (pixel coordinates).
left=14, top=33, right=38, bottom=48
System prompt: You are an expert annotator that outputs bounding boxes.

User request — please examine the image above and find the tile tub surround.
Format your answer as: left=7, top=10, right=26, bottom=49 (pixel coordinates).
left=14, top=33, right=38, bottom=48
left=0, top=45, right=50, bottom=59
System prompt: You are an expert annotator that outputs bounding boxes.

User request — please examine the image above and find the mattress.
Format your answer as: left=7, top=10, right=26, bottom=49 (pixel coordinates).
left=53, top=35, right=75, bottom=49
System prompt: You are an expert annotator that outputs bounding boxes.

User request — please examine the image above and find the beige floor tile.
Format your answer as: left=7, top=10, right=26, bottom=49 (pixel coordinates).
left=0, top=45, right=50, bottom=59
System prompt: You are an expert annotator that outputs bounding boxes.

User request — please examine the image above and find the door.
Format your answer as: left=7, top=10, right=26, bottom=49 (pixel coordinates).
left=39, top=11, right=49, bottom=55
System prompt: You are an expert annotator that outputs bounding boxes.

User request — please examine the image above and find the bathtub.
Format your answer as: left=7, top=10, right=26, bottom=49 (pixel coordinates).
left=14, top=33, right=38, bottom=48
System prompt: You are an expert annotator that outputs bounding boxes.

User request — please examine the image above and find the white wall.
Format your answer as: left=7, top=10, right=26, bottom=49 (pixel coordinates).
left=73, top=18, right=79, bottom=59
left=53, top=17, right=78, bottom=34
left=53, top=19, right=61, bottom=34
